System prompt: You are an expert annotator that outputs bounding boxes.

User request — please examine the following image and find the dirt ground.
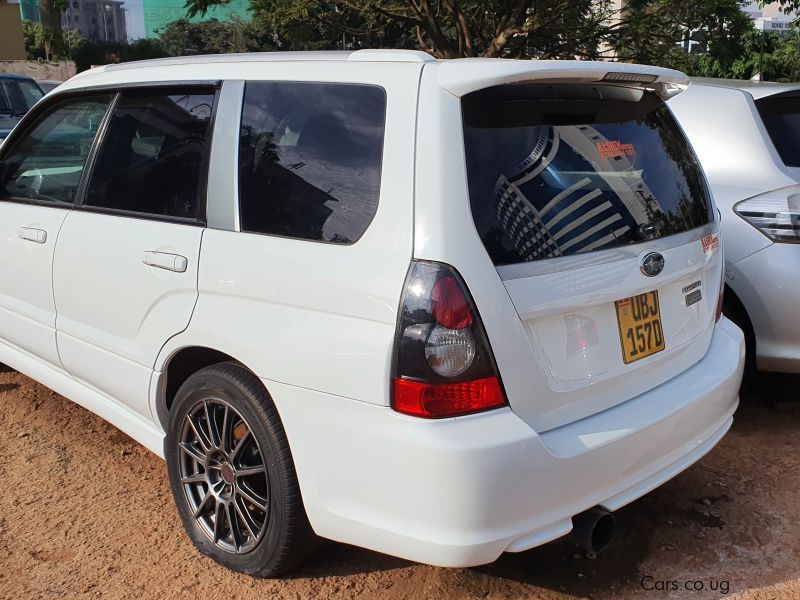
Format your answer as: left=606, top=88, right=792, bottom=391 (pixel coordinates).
left=0, top=365, right=799, bottom=600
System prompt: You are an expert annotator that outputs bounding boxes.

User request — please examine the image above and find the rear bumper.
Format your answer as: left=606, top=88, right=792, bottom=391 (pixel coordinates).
left=268, top=317, right=744, bottom=567
left=728, top=242, right=800, bottom=372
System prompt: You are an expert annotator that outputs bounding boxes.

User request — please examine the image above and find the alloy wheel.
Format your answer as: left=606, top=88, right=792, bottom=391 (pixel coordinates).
left=178, top=398, right=270, bottom=554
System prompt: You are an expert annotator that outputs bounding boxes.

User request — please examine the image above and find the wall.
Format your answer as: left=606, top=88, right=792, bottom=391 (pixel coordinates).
left=0, top=60, right=78, bottom=81
left=0, top=4, right=26, bottom=61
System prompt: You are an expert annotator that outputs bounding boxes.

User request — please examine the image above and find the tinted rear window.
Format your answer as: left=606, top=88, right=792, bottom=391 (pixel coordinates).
left=756, top=92, right=800, bottom=167
left=463, top=84, right=714, bottom=266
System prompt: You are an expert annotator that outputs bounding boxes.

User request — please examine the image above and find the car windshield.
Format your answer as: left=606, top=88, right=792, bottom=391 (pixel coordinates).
left=0, top=78, right=43, bottom=116
left=756, top=92, right=800, bottom=168
left=462, top=84, right=714, bottom=266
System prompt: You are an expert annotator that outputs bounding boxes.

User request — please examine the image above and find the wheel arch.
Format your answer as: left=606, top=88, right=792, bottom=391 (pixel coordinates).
left=153, top=344, right=256, bottom=431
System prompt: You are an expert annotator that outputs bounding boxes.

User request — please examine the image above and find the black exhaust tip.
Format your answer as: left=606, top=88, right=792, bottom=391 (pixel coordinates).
left=570, top=506, right=616, bottom=555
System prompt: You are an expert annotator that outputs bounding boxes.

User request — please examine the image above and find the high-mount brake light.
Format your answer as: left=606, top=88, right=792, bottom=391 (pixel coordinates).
left=602, top=72, right=658, bottom=84
left=391, top=261, right=507, bottom=418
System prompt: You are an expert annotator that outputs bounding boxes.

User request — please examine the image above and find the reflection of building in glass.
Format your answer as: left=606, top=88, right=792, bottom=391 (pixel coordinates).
left=493, top=125, right=656, bottom=261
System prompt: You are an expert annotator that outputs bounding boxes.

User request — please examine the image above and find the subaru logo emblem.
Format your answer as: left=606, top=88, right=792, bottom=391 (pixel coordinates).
left=640, top=252, right=665, bottom=277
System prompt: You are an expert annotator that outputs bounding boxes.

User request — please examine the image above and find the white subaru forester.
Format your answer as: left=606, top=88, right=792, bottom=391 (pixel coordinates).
left=0, top=50, right=744, bottom=576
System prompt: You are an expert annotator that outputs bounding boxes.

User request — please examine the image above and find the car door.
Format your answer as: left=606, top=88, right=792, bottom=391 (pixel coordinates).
left=53, top=86, right=217, bottom=419
left=0, top=94, right=113, bottom=367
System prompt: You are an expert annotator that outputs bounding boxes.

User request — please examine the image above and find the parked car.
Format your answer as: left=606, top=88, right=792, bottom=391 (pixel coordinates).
left=36, top=79, right=64, bottom=94
left=669, top=79, right=800, bottom=374
left=0, top=72, right=43, bottom=144
left=0, top=51, right=744, bottom=577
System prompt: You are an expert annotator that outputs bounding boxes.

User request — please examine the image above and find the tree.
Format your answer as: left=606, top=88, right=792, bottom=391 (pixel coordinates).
left=36, top=0, right=65, bottom=60
left=184, top=0, right=613, bottom=59
left=609, top=0, right=754, bottom=69
left=155, top=17, right=276, bottom=56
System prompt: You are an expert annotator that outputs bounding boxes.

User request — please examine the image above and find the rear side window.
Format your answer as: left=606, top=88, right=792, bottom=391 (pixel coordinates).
left=0, top=95, right=112, bottom=205
left=756, top=92, right=800, bottom=167
left=238, top=82, right=386, bottom=244
left=463, top=84, right=714, bottom=266
left=84, top=89, right=215, bottom=221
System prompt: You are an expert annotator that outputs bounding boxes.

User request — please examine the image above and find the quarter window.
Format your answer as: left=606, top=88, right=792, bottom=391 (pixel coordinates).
left=238, top=82, right=386, bottom=243
left=84, top=90, right=215, bottom=220
left=0, top=94, right=111, bottom=205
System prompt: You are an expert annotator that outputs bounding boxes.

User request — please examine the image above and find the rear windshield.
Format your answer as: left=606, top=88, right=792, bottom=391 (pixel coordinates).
left=756, top=92, right=800, bottom=167
left=462, top=84, right=714, bottom=266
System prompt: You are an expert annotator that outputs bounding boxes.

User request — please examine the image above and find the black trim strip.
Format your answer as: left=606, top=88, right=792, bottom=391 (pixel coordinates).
left=70, top=204, right=206, bottom=226
left=73, top=92, right=120, bottom=208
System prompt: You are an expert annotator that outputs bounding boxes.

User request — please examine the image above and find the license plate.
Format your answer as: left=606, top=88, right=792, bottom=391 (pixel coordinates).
left=615, top=291, right=665, bottom=364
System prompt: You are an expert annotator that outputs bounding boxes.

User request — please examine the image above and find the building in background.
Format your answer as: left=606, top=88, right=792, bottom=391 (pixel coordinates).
left=142, top=0, right=249, bottom=38
left=62, top=0, right=128, bottom=44
left=0, top=0, right=26, bottom=60
left=743, top=1, right=799, bottom=33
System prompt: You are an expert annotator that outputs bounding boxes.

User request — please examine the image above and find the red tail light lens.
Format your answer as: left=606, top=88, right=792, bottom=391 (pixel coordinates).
left=393, top=377, right=506, bottom=418
left=431, top=275, right=473, bottom=329
left=391, top=261, right=508, bottom=418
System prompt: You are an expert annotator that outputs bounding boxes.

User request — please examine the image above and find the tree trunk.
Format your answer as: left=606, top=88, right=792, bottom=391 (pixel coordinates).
left=38, top=0, right=61, bottom=61
left=39, top=0, right=62, bottom=33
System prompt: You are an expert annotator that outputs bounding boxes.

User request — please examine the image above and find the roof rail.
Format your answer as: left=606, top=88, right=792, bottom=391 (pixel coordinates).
left=101, top=50, right=435, bottom=71
left=348, top=49, right=436, bottom=63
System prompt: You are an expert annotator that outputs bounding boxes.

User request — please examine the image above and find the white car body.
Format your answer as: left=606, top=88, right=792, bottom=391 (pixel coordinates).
left=0, top=52, right=744, bottom=568
left=669, top=79, right=800, bottom=372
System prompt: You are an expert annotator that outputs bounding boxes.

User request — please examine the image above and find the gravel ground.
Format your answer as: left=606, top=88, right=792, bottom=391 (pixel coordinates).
left=0, top=364, right=798, bottom=600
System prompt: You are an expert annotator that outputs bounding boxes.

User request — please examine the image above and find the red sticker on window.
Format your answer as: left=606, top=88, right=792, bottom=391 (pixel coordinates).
left=596, top=140, right=636, bottom=159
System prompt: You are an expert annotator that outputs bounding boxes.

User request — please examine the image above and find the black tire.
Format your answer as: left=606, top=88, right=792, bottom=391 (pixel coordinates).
left=165, top=362, right=317, bottom=577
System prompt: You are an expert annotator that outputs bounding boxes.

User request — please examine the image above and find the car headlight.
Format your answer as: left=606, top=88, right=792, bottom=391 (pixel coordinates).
left=734, top=193, right=800, bottom=243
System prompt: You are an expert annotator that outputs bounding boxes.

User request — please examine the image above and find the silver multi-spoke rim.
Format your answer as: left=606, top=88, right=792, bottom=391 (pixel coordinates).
left=179, top=398, right=270, bottom=554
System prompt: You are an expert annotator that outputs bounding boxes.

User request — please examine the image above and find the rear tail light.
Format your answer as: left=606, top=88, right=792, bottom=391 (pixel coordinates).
left=734, top=193, right=800, bottom=242
left=391, top=261, right=507, bottom=418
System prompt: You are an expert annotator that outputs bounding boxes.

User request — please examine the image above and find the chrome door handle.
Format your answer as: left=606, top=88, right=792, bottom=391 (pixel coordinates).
left=18, top=227, right=47, bottom=244
left=142, top=251, right=188, bottom=273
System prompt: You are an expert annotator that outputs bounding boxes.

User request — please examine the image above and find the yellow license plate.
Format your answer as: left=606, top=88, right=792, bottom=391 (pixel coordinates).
left=615, top=291, right=665, bottom=364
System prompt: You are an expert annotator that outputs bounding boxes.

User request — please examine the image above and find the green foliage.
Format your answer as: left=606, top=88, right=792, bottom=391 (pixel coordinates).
left=22, top=20, right=80, bottom=61
left=155, top=17, right=275, bottom=56
left=189, top=0, right=611, bottom=58
left=20, top=0, right=800, bottom=82
left=610, top=0, right=754, bottom=66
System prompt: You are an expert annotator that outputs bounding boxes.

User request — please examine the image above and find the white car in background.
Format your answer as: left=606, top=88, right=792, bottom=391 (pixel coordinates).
left=0, top=52, right=744, bottom=576
left=670, top=79, right=800, bottom=374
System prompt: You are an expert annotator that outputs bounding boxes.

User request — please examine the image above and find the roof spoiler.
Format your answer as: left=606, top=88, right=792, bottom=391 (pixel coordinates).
left=438, top=59, right=690, bottom=101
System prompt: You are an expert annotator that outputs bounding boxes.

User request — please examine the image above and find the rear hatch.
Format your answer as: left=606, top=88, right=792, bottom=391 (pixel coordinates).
left=461, top=81, right=722, bottom=432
